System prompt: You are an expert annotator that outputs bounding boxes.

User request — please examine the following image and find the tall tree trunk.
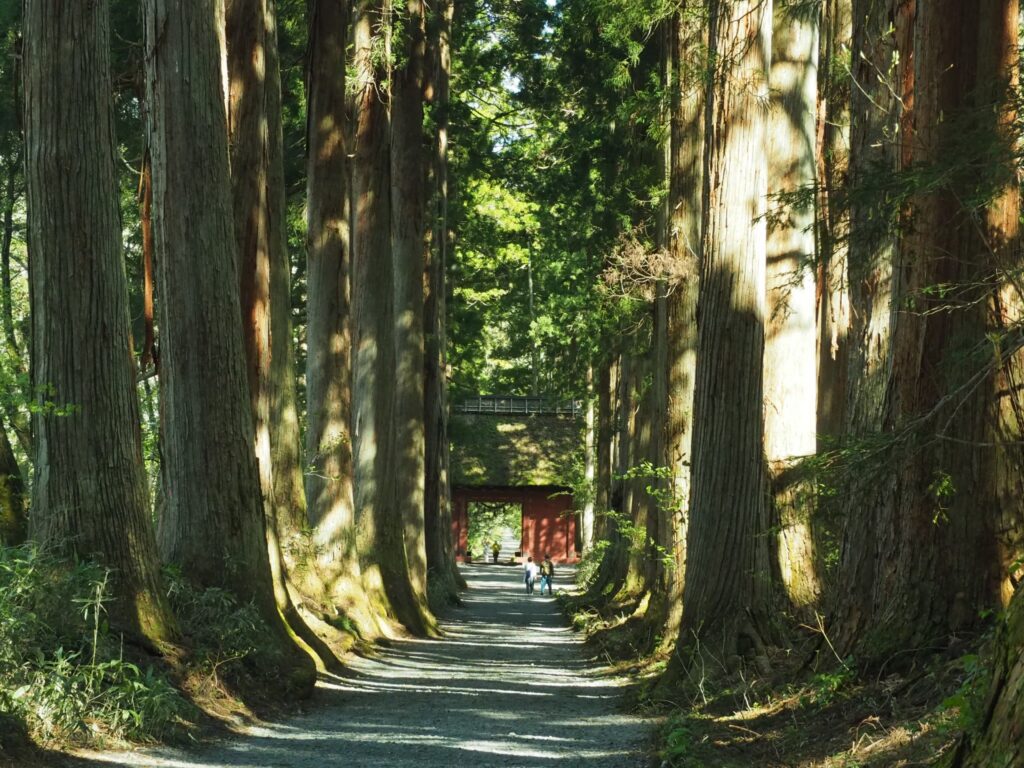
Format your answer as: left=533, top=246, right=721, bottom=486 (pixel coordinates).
left=676, top=0, right=774, bottom=667
left=227, top=0, right=338, bottom=671
left=659, top=2, right=704, bottom=655
left=1, top=150, right=31, bottom=457
left=266, top=0, right=307, bottom=548
left=954, top=585, right=1024, bottom=767
left=593, top=358, right=614, bottom=544
left=815, top=0, right=851, bottom=440
left=0, top=414, right=24, bottom=545
left=1, top=153, right=20, bottom=357
left=586, top=352, right=631, bottom=602
left=623, top=351, right=654, bottom=598
left=305, top=0, right=383, bottom=636
left=144, top=0, right=314, bottom=691
left=581, top=365, right=596, bottom=551
left=352, top=0, right=428, bottom=634
left=391, top=0, right=433, bottom=628
left=24, top=0, right=175, bottom=645
left=764, top=2, right=821, bottom=614
left=423, top=0, right=463, bottom=596
left=832, top=0, right=909, bottom=653
left=842, top=0, right=1022, bottom=662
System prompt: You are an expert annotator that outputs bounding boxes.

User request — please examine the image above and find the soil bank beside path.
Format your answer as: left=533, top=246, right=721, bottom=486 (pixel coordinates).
left=79, top=565, right=652, bottom=768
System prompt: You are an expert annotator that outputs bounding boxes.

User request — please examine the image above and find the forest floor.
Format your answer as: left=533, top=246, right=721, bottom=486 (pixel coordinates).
left=59, top=566, right=653, bottom=768
left=574, top=600, right=979, bottom=767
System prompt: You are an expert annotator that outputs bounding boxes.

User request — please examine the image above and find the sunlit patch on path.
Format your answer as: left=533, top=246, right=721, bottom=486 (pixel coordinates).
left=80, top=567, right=650, bottom=767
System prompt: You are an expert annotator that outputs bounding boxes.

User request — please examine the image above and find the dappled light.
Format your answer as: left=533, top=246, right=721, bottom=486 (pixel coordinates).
left=80, top=568, right=648, bottom=768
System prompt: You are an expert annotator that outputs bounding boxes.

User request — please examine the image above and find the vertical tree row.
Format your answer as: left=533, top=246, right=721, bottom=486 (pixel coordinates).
left=143, top=0, right=315, bottom=687
left=582, top=0, right=1024, bottom=723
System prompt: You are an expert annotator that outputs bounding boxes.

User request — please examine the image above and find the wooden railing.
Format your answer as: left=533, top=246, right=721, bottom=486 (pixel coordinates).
left=453, top=395, right=582, bottom=418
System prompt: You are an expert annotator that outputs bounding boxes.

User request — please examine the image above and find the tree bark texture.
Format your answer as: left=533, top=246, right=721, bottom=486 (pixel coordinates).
left=594, top=359, right=614, bottom=543
left=266, top=0, right=307, bottom=543
left=352, top=0, right=430, bottom=635
left=832, top=0, right=909, bottom=652
left=1, top=153, right=21, bottom=358
left=842, top=0, right=1023, bottom=662
left=304, top=0, right=384, bottom=636
left=954, top=585, right=1024, bottom=768
left=764, top=3, right=822, bottom=614
left=659, top=2, right=704, bottom=654
left=678, top=0, right=774, bottom=662
left=423, top=0, right=463, bottom=595
left=815, top=0, right=851, bottom=440
left=586, top=353, right=631, bottom=603
left=581, top=366, right=596, bottom=551
left=144, top=0, right=314, bottom=690
left=24, top=0, right=175, bottom=644
left=391, top=0, right=432, bottom=619
left=227, top=0, right=337, bottom=671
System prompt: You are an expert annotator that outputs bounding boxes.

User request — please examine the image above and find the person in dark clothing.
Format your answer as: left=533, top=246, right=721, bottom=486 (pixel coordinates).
left=539, top=554, right=555, bottom=596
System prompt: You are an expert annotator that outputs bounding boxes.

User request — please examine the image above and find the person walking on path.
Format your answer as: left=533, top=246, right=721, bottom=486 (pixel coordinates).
left=492, top=541, right=501, bottom=564
left=539, top=554, right=555, bottom=595
left=524, top=556, right=539, bottom=594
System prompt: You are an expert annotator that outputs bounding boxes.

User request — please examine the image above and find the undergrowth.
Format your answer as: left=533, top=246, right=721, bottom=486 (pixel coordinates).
left=565, top=592, right=991, bottom=768
left=0, top=545, right=303, bottom=756
left=0, top=545, right=189, bottom=749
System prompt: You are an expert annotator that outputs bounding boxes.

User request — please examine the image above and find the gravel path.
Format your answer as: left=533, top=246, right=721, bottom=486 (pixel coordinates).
left=81, top=566, right=651, bottom=768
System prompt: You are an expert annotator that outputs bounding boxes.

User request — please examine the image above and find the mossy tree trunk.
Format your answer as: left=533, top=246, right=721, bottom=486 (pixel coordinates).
left=24, top=0, right=175, bottom=645
left=144, top=0, right=314, bottom=692
left=227, top=0, right=338, bottom=670
left=391, top=0, right=434, bottom=630
left=352, top=0, right=430, bottom=635
left=305, top=0, right=383, bottom=637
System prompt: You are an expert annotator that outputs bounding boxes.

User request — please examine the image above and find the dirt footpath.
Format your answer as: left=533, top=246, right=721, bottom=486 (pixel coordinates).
left=81, top=566, right=651, bottom=768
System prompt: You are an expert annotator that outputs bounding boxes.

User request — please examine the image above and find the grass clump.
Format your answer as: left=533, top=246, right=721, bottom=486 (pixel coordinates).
left=163, top=567, right=295, bottom=711
left=0, top=544, right=189, bottom=748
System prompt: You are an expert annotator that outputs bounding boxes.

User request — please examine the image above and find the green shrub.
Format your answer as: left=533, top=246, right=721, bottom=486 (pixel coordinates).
left=0, top=544, right=188, bottom=747
left=163, top=566, right=287, bottom=687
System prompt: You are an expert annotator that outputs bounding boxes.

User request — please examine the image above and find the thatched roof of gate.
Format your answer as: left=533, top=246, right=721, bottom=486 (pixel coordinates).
left=449, top=413, right=582, bottom=488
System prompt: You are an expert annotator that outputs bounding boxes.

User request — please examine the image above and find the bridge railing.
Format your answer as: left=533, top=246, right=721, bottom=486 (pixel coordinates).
left=453, top=396, right=582, bottom=419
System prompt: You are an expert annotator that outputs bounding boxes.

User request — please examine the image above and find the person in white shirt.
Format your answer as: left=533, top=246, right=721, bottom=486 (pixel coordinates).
left=524, top=556, right=539, bottom=594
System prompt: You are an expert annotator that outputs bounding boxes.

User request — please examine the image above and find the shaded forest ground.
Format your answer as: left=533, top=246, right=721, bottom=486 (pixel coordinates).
left=5, top=567, right=651, bottom=768
left=571, top=594, right=985, bottom=767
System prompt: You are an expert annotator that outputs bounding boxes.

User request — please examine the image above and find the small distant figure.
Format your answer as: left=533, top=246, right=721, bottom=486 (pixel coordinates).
left=539, top=553, right=555, bottom=596
left=524, top=556, right=539, bottom=594
left=491, top=540, right=501, bottom=564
